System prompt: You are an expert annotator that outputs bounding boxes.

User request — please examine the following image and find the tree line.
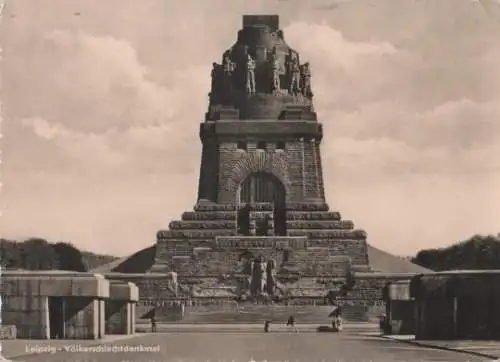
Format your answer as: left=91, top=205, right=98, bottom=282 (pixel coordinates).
left=2, top=233, right=500, bottom=272
left=0, top=238, right=118, bottom=272
left=411, top=234, right=500, bottom=271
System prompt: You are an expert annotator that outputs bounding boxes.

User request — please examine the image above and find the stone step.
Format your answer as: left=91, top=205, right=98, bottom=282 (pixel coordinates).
left=286, top=220, right=354, bottom=229
left=180, top=211, right=345, bottom=222
left=286, top=211, right=341, bottom=221
left=287, top=229, right=367, bottom=239
left=148, top=304, right=371, bottom=323
left=169, top=220, right=237, bottom=229
left=285, top=203, right=329, bottom=212
left=182, top=211, right=237, bottom=220
left=157, top=229, right=238, bottom=239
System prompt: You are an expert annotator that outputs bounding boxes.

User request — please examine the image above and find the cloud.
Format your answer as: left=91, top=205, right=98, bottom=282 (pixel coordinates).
left=328, top=98, right=500, bottom=149
left=4, top=29, right=210, bottom=134
left=2, top=1, right=500, bottom=256
left=285, top=21, right=398, bottom=68
left=21, top=117, right=66, bottom=140
left=18, top=116, right=200, bottom=175
left=7, top=22, right=402, bottom=177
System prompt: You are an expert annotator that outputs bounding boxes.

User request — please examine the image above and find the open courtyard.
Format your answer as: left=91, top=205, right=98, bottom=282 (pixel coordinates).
left=3, top=325, right=492, bottom=362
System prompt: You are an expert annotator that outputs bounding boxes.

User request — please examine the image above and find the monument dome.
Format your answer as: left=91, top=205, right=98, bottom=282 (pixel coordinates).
left=207, top=15, right=315, bottom=121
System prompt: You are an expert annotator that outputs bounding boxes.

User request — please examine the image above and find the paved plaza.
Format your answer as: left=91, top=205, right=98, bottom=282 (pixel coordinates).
left=3, top=325, right=496, bottom=362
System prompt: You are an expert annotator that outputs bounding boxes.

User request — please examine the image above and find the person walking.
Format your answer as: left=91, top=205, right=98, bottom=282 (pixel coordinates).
left=286, top=315, right=298, bottom=333
left=150, top=314, right=157, bottom=333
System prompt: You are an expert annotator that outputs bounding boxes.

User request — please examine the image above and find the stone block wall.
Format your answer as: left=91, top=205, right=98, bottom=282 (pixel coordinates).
left=1, top=296, right=49, bottom=339
left=214, top=137, right=324, bottom=204
left=344, top=273, right=417, bottom=322
left=105, top=273, right=177, bottom=303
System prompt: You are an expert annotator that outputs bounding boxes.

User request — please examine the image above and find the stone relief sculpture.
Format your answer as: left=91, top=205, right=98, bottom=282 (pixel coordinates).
left=222, top=51, right=236, bottom=94
left=259, top=259, right=267, bottom=294
left=286, top=49, right=301, bottom=95
left=268, top=46, right=281, bottom=93
left=210, top=62, right=222, bottom=100
left=301, top=62, right=312, bottom=97
left=265, top=259, right=277, bottom=295
left=245, top=53, right=256, bottom=95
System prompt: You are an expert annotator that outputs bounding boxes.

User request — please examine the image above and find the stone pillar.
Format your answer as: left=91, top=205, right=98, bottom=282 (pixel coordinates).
left=40, top=296, right=50, bottom=339
left=452, top=297, right=458, bottom=339
left=105, top=300, right=129, bottom=334
left=106, top=282, right=139, bottom=335
left=99, top=299, right=106, bottom=338
left=65, top=298, right=100, bottom=339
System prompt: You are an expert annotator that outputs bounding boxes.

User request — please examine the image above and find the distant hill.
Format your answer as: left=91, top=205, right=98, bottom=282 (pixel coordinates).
left=81, top=250, right=120, bottom=271
left=367, top=244, right=431, bottom=274
left=91, top=245, right=156, bottom=273
left=0, top=238, right=118, bottom=272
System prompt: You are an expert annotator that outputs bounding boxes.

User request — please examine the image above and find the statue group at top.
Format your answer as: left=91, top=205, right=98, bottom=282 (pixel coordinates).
left=213, top=46, right=311, bottom=97
left=209, top=16, right=313, bottom=106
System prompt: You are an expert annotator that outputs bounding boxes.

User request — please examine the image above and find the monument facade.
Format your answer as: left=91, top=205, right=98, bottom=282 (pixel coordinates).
left=149, top=15, right=372, bottom=306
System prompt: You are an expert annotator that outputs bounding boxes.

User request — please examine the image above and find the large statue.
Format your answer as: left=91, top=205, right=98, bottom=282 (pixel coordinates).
left=222, top=51, right=236, bottom=94
left=269, top=47, right=280, bottom=93
left=259, top=259, right=267, bottom=294
left=286, top=50, right=301, bottom=95
left=301, top=62, right=312, bottom=97
left=245, top=53, right=256, bottom=95
left=266, top=259, right=276, bottom=295
left=249, top=256, right=268, bottom=296
left=210, top=62, right=221, bottom=99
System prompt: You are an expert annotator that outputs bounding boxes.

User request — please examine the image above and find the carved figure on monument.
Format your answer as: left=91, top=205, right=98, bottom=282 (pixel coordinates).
left=250, top=256, right=267, bottom=296
left=248, top=258, right=255, bottom=291
left=269, top=46, right=278, bottom=63
left=301, top=62, right=312, bottom=97
left=222, top=52, right=236, bottom=94
left=266, top=259, right=277, bottom=295
left=245, top=54, right=256, bottom=95
left=259, top=258, right=267, bottom=294
left=286, top=50, right=301, bottom=95
left=210, top=62, right=222, bottom=100
left=271, top=59, right=281, bottom=92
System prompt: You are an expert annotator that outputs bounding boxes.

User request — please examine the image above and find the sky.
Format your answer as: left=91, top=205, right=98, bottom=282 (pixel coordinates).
left=1, top=0, right=499, bottom=258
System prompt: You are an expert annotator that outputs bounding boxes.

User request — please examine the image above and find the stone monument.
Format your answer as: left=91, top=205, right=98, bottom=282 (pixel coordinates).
left=149, top=15, right=371, bottom=312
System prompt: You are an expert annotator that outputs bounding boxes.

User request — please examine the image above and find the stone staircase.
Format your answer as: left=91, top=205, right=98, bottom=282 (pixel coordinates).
left=140, top=303, right=373, bottom=324
left=158, top=304, right=334, bottom=324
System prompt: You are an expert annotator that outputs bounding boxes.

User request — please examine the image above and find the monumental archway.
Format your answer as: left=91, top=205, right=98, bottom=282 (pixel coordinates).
left=237, top=172, right=287, bottom=236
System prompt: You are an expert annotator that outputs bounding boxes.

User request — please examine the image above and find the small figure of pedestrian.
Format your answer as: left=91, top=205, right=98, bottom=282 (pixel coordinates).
left=286, top=315, right=298, bottom=333
left=151, top=315, right=157, bottom=333
left=264, top=320, right=270, bottom=332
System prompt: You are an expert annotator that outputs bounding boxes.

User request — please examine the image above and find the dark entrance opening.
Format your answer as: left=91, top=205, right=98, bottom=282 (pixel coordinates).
left=49, top=297, right=65, bottom=339
left=238, top=172, right=287, bottom=236
left=237, top=203, right=251, bottom=236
